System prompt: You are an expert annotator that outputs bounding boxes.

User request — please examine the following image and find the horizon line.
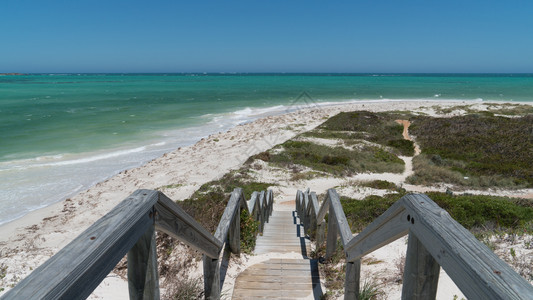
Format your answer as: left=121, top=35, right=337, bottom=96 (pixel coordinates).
left=2, top=72, right=533, bottom=75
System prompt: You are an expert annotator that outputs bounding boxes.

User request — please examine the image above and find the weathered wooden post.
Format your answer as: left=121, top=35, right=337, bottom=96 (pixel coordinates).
left=128, top=222, right=160, bottom=300
left=203, top=255, right=220, bottom=300
left=258, top=191, right=265, bottom=233
left=261, top=191, right=269, bottom=228
left=401, top=232, right=440, bottom=300
left=344, top=260, right=360, bottom=300
left=326, top=208, right=338, bottom=259
left=303, top=192, right=311, bottom=235
left=308, top=192, right=319, bottom=240
left=229, top=207, right=241, bottom=254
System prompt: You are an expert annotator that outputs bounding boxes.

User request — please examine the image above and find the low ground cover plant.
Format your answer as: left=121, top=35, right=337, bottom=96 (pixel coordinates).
left=409, top=114, right=533, bottom=188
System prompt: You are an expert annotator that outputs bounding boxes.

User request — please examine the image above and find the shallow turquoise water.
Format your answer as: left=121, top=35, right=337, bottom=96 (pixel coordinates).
left=1, top=73, right=532, bottom=225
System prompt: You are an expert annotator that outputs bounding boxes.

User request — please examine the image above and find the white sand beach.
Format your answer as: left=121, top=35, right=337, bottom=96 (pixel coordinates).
left=1, top=100, right=532, bottom=299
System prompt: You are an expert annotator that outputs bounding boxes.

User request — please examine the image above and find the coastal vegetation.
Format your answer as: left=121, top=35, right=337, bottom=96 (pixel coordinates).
left=153, top=105, right=533, bottom=298
left=268, top=140, right=404, bottom=176
left=341, top=192, right=533, bottom=234
left=302, top=111, right=415, bottom=156
left=259, top=111, right=413, bottom=176
left=177, top=169, right=270, bottom=249
left=408, top=113, right=533, bottom=188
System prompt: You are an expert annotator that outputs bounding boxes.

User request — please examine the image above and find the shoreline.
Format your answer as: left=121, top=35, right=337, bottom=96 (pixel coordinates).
left=0, top=97, right=495, bottom=227
left=1, top=99, right=532, bottom=298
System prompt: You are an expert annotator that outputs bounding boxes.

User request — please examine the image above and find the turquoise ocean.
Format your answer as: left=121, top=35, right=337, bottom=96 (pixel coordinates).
left=1, top=73, right=533, bottom=225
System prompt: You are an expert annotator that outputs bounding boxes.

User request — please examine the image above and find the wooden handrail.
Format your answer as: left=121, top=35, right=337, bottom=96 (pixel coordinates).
left=2, top=188, right=274, bottom=300
left=296, top=189, right=533, bottom=300
left=155, top=192, right=223, bottom=259
left=1, top=189, right=160, bottom=300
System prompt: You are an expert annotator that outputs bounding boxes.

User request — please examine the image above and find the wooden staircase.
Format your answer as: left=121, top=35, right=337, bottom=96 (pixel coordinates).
left=232, top=205, right=322, bottom=299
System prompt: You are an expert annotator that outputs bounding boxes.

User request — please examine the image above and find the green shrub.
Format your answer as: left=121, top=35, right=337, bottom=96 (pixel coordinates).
left=427, top=192, right=533, bottom=230
left=269, top=140, right=404, bottom=176
left=180, top=188, right=228, bottom=233
left=341, top=194, right=403, bottom=232
left=315, top=111, right=414, bottom=156
left=340, top=192, right=533, bottom=233
left=360, top=180, right=398, bottom=190
left=410, top=114, right=533, bottom=187
left=240, top=209, right=259, bottom=254
left=387, top=139, right=415, bottom=156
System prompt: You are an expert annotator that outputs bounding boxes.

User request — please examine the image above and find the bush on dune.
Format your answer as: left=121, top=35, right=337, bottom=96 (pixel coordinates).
left=410, top=114, right=533, bottom=188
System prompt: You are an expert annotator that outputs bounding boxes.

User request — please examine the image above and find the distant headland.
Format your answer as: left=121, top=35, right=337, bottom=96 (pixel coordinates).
left=0, top=73, right=25, bottom=76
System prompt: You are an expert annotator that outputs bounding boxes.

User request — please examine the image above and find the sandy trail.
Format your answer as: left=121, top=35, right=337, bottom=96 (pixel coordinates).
left=1, top=101, right=532, bottom=299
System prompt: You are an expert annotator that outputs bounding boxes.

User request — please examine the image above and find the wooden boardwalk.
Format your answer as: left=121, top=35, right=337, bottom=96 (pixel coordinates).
left=232, top=207, right=322, bottom=299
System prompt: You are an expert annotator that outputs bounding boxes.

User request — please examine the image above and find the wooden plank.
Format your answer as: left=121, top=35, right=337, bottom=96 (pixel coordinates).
left=127, top=223, right=160, bottom=300
left=237, top=268, right=313, bottom=277
left=308, top=192, right=319, bottom=240
left=266, top=189, right=274, bottom=221
left=316, top=192, right=330, bottom=225
left=247, top=191, right=258, bottom=215
left=309, top=192, right=320, bottom=219
left=2, top=189, right=159, bottom=300
left=303, top=192, right=310, bottom=232
left=295, top=190, right=302, bottom=215
left=345, top=202, right=409, bottom=262
left=327, top=189, right=353, bottom=246
left=401, top=194, right=533, bottom=299
left=214, top=188, right=243, bottom=243
left=344, top=260, right=360, bottom=300
left=229, top=207, right=240, bottom=254
left=316, top=222, right=326, bottom=249
left=235, top=275, right=315, bottom=283
left=260, top=191, right=268, bottom=230
left=154, top=192, right=222, bottom=259
left=203, top=255, right=220, bottom=300
left=325, top=208, right=338, bottom=259
left=401, top=232, right=440, bottom=300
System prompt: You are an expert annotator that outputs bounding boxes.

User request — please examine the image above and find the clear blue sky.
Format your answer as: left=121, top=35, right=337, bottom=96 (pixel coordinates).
left=2, top=0, right=532, bottom=73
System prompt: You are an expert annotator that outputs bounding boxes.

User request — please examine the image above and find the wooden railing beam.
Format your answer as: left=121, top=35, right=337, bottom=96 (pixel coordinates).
left=326, top=189, right=353, bottom=247
left=401, top=194, right=533, bottom=299
left=2, top=189, right=159, bottom=300
left=345, top=201, right=409, bottom=262
left=155, top=193, right=222, bottom=259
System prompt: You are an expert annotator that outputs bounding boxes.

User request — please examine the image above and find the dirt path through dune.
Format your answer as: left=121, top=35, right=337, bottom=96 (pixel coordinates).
left=395, top=119, right=421, bottom=155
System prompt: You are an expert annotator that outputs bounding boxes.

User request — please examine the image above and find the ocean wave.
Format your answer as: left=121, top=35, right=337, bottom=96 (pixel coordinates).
left=0, top=146, right=150, bottom=172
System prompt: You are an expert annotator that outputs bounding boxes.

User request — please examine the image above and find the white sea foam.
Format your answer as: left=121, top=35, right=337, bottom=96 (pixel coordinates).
left=0, top=97, right=488, bottom=226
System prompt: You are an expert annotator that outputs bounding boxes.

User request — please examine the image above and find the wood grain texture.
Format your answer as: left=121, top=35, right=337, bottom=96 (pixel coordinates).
left=326, top=189, right=353, bottom=246
left=248, top=191, right=258, bottom=216
left=266, top=189, right=274, bottom=222
left=203, top=255, right=220, bottom=300
left=155, top=193, right=222, bottom=259
left=306, top=192, right=319, bottom=239
left=303, top=192, right=310, bottom=235
left=259, top=191, right=268, bottom=230
left=316, top=192, right=330, bottom=226
left=401, top=194, right=533, bottom=299
left=214, top=188, right=243, bottom=243
left=309, top=192, right=320, bottom=219
left=128, top=224, right=160, bottom=300
left=325, top=209, right=338, bottom=259
left=344, top=260, right=360, bottom=300
left=401, top=233, right=439, bottom=300
left=345, top=200, right=409, bottom=262
left=229, top=207, right=241, bottom=254
left=2, top=189, right=159, bottom=300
